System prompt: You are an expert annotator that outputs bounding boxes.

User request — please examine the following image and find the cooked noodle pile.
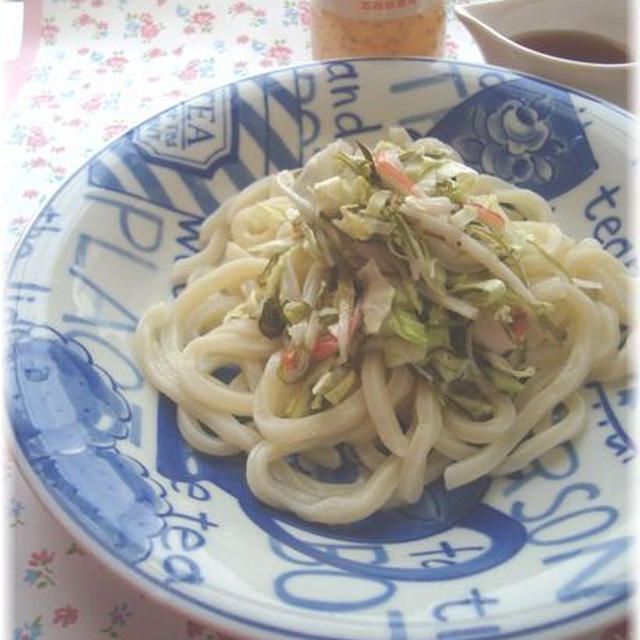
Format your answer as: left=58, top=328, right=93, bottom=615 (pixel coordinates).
left=135, top=128, right=633, bottom=524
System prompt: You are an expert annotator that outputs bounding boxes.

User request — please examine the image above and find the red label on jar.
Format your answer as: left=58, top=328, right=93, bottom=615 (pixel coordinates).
left=312, top=0, right=441, bottom=21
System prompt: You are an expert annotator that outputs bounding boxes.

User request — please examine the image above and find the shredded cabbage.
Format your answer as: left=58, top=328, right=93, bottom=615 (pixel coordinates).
left=243, top=131, right=581, bottom=418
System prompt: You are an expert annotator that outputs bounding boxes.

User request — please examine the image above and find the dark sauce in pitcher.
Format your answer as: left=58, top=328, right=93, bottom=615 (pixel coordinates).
left=513, top=30, right=629, bottom=64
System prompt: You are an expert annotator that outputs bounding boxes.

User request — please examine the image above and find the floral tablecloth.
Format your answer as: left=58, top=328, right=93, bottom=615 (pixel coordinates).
left=2, top=3, right=628, bottom=640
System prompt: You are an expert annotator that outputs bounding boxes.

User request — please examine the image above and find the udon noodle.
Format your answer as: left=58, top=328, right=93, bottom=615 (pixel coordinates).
left=135, top=128, right=632, bottom=524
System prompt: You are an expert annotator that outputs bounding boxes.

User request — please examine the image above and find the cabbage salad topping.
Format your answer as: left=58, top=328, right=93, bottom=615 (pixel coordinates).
left=225, top=128, right=571, bottom=421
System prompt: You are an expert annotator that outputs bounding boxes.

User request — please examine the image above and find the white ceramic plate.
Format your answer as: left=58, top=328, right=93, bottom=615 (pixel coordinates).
left=6, top=58, right=636, bottom=640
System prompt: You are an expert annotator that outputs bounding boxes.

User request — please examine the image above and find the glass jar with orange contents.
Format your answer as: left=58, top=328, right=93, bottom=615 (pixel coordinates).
left=310, top=0, right=447, bottom=60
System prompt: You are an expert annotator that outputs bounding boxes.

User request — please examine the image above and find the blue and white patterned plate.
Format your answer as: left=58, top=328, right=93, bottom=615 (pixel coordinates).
left=6, top=59, right=636, bottom=640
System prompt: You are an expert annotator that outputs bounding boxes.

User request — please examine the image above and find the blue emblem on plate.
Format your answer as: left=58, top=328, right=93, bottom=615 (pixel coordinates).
left=429, top=78, right=598, bottom=199
left=133, top=87, right=236, bottom=176
left=7, top=322, right=168, bottom=563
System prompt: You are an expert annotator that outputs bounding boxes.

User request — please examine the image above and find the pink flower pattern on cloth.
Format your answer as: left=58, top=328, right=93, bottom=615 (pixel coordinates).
left=10, top=3, right=626, bottom=640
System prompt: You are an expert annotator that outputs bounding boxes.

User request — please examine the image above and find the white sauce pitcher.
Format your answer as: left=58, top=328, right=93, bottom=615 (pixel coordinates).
left=455, top=0, right=636, bottom=109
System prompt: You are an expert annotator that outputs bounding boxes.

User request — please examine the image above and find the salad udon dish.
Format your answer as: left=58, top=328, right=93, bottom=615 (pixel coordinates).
left=135, top=127, right=632, bottom=525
